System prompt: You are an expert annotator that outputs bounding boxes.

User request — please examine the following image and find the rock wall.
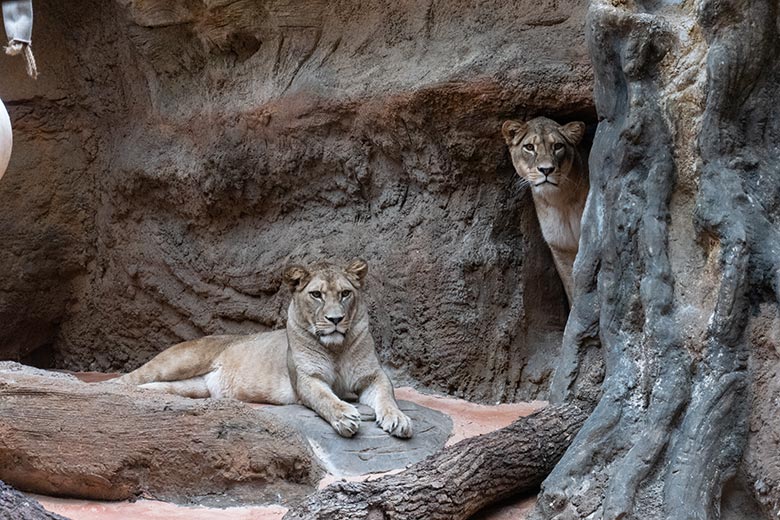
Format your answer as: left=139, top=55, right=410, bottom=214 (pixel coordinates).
left=0, top=0, right=594, bottom=402
left=746, top=306, right=780, bottom=515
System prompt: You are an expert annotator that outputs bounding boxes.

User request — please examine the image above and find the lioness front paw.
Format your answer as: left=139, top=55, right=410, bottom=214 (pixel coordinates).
left=331, top=403, right=361, bottom=438
left=377, top=409, right=413, bottom=439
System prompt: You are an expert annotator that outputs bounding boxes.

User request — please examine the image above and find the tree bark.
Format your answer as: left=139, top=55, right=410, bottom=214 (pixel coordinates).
left=284, top=403, right=590, bottom=520
left=0, top=480, right=68, bottom=520
left=0, top=366, right=321, bottom=505
left=537, top=0, right=780, bottom=519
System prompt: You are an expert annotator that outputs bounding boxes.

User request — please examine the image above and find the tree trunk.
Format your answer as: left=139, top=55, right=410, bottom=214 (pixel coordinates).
left=537, top=0, right=780, bottom=518
left=0, top=480, right=68, bottom=520
left=0, top=365, right=321, bottom=505
left=284, top=403, right=590, bottom=520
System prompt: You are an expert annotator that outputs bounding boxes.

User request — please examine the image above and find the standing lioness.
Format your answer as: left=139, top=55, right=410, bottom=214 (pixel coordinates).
left=119, top=259, right=412, bottom=439
left=502, top=116, right=589, bottom=304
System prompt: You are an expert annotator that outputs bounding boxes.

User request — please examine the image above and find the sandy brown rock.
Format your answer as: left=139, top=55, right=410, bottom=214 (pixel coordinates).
left=0, top=363, right=321, bottom=505
left=0, top=0, right=593, bottom=403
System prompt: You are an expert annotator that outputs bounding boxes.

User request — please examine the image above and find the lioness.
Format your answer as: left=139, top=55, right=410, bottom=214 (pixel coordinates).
left=119, top=259, right=413, bottom=439
left=502, top=116, right=588, bottom=304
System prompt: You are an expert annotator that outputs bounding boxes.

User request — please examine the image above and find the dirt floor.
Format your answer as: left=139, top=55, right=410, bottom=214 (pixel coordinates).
left=32, top=384, right=543, bottom=520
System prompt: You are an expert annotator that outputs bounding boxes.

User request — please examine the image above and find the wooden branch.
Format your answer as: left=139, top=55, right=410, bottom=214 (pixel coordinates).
left=0, top=366, right=321, bottom=505
left=284, top=403, right=590, bottom=520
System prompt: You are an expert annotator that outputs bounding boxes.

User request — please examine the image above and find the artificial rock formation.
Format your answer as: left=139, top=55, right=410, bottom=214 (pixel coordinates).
left=264, top=401, right=452, bottom=477
left=283, top=0, right=780, bottom=519
left=0, top=0, right=593, bottom=403
left=0, top=480, right=66, bottom=520
left=5, top=1, right=780, bottom=518
left=537, top=0, right=780, bottom=518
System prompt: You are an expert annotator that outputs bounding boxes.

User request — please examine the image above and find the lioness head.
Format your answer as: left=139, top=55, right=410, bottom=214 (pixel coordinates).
left=283, top=259, right=368, bottom=347
left=502, top=116, right=586, bottom=198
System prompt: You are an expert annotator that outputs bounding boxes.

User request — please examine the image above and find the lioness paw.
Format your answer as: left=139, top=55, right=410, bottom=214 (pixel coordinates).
left=331, top=403, right=361, bottom=438
left=378, top=410, right=413, bottom=439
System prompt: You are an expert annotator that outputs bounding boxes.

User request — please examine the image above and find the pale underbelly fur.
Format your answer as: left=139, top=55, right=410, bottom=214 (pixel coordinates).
left=535, top=201, right=584, bottom=304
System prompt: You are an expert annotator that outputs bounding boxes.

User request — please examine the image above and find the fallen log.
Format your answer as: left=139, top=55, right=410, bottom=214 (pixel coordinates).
left=0, top=480, right=67, bottom=520
left=284, top=402, right=590, bottom=520
left=0, top=363, right=321, bottom=505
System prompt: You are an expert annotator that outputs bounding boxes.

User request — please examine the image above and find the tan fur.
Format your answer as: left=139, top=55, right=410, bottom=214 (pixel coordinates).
left=502, top=116, right=589, bottom=304
left=119, top=260, right=412, bottom=438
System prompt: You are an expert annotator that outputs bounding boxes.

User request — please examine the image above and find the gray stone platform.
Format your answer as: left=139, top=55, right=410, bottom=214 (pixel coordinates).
left=265, top=400, right=453, bottom=476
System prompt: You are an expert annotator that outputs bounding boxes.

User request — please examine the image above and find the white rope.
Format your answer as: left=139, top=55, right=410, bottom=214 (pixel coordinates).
left=4, top=40, right=37, bottom=79
left=2, top=0, right=37, bottom=79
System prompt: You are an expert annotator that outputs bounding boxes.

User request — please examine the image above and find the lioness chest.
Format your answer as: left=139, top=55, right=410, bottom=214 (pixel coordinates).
left=534, top=196, right=586, bottom=255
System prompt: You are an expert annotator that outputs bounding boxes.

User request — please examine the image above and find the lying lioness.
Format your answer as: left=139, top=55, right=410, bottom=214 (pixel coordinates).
left=119, top=259, right=413, bottom=439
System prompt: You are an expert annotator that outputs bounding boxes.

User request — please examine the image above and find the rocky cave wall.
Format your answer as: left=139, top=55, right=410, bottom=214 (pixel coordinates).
left=0, top=0, right=595, bottom=403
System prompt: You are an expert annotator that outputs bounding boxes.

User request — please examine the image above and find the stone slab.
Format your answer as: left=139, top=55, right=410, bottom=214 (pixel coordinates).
left=264, top=400, right=453, bottom=477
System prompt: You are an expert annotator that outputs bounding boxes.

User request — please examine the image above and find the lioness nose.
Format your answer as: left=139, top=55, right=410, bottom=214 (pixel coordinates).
left=538, top=166, right=555, bottom=176
left=326, top=316, right=344, bottom=326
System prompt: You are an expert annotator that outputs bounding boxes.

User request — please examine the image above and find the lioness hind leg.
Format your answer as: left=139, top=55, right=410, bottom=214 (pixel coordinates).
left=139, top=376, right=210, bottom=399
left=118, top=337, right=230, bottom=385
left=359, top=373, right=413, bottom=439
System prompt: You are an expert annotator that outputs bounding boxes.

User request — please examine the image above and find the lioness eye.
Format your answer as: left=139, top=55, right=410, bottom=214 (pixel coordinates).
left=553, top=143, right=564, bottom=151
left=341, top=290, right=352, bottom=299
left=523, top=143, right=535, bottom=152
left=310, top=291, right=322, bottom=299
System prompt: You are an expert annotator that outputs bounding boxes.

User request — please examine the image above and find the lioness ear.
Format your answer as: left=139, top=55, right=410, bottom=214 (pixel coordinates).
left=283, top=265, right=311, bottom=292
left=502, top=120, right=528, bottom=146
left=561, top=121, right=586, bottom=145
left=345, top=259, right=368, bottom=287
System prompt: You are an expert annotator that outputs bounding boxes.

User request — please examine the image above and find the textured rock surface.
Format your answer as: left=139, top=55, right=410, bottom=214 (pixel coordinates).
left=284, top=403, right=590, bottom=520
left=33, top=385, right=543, bottom=520
left=535, top=0, right=780, bottom=518
left=0, top=0, right=594, bottom=403
left=0, top=481, right=67, bottom=520
left=745, top=306, right=780, bottom=515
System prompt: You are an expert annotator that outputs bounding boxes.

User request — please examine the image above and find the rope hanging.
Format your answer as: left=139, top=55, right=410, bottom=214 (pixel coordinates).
left=2, top=0, right=37, bottom=79
left=4, top=39, right=36, bottom=79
